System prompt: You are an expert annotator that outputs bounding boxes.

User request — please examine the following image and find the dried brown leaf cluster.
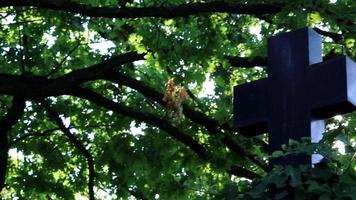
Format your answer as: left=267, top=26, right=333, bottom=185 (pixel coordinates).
left=162, top=78, right=188, bottom=119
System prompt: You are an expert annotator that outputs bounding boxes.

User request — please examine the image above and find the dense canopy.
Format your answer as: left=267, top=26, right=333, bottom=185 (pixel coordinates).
left=0, top=0, right=355, bottom=199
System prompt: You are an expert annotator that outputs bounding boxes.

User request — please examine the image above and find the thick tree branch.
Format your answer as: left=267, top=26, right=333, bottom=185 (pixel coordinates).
left=53, top=52, right=144, bottom=88
left=41, top=100, right=95, bottom=200
left=0, top=51, right=267, bottom=176
left=105, top=71, right=221, bottom=133
left=69, top=87, right=261, bottom=179
left=0, top=52, right=144, bottom=97
left=0, top=97, right=25, bottom=191
left=0, top=1, right=282, bottom=19
left=313, top=28, right=344, bottom=43
left=229, top=165, right=261, bottom=179
left=104, top=72, right=268, bottom=171
left=221, top=134, right=269, bottom=172
left=69, top=87, right=209, bottom=160
left=227, top=51, right=344, bottom=68
left=226, top=56, right=267, bottom=68
left=256, top=14, right=345, bottom=43
left=129, top=190, right=149, bottom=200
left=0, top=53, right=268, bottom=173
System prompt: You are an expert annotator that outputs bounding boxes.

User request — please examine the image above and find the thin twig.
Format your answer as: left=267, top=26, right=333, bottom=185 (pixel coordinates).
left=9, top=128, right=59, bottom=146
left=47, top=41, right=82, bottom=77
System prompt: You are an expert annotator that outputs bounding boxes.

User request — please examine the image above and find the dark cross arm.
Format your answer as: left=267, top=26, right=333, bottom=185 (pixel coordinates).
left=309, top=56, right=356, bottom=118
left=233, top=78, right=268, bottom=136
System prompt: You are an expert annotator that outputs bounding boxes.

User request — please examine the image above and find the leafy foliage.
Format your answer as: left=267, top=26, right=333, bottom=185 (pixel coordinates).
left=248, top=139, right=356, bottom=200
left=0, top=0, right=354, bottom=199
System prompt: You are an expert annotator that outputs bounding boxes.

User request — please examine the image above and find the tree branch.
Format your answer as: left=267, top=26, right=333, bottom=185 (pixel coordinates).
left=313, top=27, right=344, bottom=43
left=221, top=134, right=269, bottom=172
left=226, top=56, right=267, bottom=68
left=104, top=72, right=269, bottom=171
left=0, top=48, right=266, bottom=178
left=69, top=87, right=209, bottom=160
left=105, top=71, right=221, bottom=133
left=128, top=190, right=149, bottom=200
left=69, top=87, right=261, bottom=179
left=0, top=53, right=268, bottom=173
left=229, top=165, right=261, bottom=179
left=255, top=15, right=344, bottom=43
left=226, top=51, right=344, bottom=68
left=41, top=100, right=95, bottom=200
left=9, top=128, right=59, bottom=147
left=0, top=1, right=282, bottom=19
left=0, top=52, right=144, bottom=97
left=0, top=97, right=25, bottom=191
left=51, top=52, right=144, bottom=90
left=46, top=41, right=82, bottom=77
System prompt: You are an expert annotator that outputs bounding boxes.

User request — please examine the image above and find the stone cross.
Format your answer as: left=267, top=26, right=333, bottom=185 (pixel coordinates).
left=233, top=27, right=356, bottom=165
